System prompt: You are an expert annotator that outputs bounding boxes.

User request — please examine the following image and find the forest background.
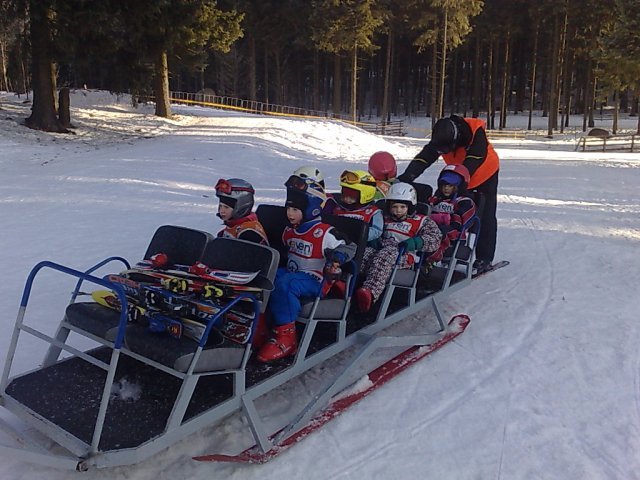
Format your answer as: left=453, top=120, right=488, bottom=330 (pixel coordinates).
left=0, top=0, right=639, bottom=135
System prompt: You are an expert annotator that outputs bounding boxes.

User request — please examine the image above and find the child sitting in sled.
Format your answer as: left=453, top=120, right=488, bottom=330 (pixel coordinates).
left=425, top=165, right=477, bottom=263
left=323, top=169, right=384, bottom=298
left=258, top=173, right=356, bottom=362
left=215, top=178, right=269, bottom=246
left=354, top=182, right=442, bottom=313
left=330, top=169, right=383, bottom=246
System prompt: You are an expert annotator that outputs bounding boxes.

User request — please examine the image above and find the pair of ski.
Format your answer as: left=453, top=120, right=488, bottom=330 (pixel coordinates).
left=92, top=290, right=209, bottom=343
left=95, top=271, right=260, bottom=344
left=93, top=285, right=256, bottom=345
left=126, top=259, right=272, bottom=302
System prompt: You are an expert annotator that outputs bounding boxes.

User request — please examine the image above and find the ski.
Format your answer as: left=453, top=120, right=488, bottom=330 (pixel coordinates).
left=133, top=259, right=260, bottom=285
left=92, top=284, right=255, bottom=344
left=115, top=269, right=268, bottom=301
left=91, top=290, right=204, bottom=341
left=194, top=314, right=471, bottom=464
left=472, top=260, right=509, bottom=279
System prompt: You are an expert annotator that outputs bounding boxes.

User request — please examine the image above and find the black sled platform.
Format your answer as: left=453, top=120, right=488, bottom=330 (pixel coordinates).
left=0, top=213, right=501, bottom=470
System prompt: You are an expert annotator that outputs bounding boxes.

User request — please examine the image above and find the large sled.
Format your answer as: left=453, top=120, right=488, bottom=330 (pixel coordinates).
left=0, top=207, right=485, bottom=470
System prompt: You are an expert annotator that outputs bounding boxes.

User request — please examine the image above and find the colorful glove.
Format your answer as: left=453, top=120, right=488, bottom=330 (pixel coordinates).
left=400, top=236, right=424, bottom=252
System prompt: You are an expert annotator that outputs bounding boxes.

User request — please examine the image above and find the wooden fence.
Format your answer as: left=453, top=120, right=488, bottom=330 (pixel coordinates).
left=168, top=91, right=405, bottom=137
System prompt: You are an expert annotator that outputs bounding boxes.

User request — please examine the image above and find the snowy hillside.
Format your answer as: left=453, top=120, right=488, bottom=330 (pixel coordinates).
left=0, top=91, right=639, bottom=480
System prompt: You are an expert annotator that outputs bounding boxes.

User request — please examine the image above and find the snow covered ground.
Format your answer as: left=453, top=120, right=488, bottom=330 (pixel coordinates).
left=0, top=90, right=639, bottom=479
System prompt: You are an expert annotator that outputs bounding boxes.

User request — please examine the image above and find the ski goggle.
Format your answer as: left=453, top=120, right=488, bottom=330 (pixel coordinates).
left=340, top=170, right=376, bottom=186
left=285, top=175, right=317, bottom=191
left=215, top=179, right=254, bottom=195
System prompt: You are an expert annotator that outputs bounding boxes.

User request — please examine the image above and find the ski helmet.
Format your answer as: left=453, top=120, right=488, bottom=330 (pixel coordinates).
left=339, top=169, right=378, bottom=206
left=430, top=117, right=460, bottom=153
left=293, top=165, right=325, bottom=188
left=385, top=182, right=417, bottom=216
left=285, top=175, right=327, bottom=222
left=215, top=178, right=255, bottom=219
left=368, top=151, right=397, bottom=181
left=437, top=164, right=470, bottom=190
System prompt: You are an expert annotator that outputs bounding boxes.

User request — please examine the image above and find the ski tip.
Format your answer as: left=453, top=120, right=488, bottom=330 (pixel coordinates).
left=449, top=313, right=471, bottom=330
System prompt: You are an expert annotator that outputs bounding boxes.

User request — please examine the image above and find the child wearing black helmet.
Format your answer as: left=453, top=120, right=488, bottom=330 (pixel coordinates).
left=214, top=178, right=269, bottom=246
left=258, top=172, right=356, bottom=362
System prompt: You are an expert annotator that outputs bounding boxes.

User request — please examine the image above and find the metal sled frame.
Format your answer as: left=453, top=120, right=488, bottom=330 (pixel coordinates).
left=0, top=224, right=479, bottom=471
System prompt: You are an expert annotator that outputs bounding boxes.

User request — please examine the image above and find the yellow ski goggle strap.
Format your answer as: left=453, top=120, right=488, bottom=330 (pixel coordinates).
left=339, top=170, right=377, bottom=204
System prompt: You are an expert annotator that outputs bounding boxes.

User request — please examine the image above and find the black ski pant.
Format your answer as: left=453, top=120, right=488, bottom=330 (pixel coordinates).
left=472, top=170, right=498, bottom=263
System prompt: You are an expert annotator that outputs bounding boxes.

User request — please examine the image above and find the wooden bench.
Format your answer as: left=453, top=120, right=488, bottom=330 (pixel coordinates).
left=575, top=129, right=637, bottom=152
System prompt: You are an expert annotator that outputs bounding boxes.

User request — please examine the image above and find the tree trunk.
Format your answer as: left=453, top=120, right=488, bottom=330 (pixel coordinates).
left=313, top=51, right=320, bottom=111
left=473, top=36, right=481, bottom=118
left=381, top=32, right=392, bottom=123
left=582, top=57, right=592, bottom=131
left=332, top=54, right=341, bottom=115
left=499, top=32, right=511, bottom=129
left=450, top=49, right=459, bottom=114
left=528, top=19, right=539, bottom=130
left=430, top=41, right=438, bottom=127
left=438, top=9, right=448, bottom=119
left=486, top=38, right=494, bottom=129
left=58, top=87, right=71, bottom=128
left=612, top=91, right=619, bottom=134
left=589, top=75, right=596, bottom=128
left=351, top=43, right=357, bottom=122
left=25, top=0, right=65, bottom=132
left=263, top=47, right=269, bottom=104
left=153, top=49, right=171, bottom=118
left=248, top=36, right=257, bottom=102
left=274, top=50, right=282, bottom=105
left=547, top=13, right=560, bottom=137
left=0, top=37, right=9, bottom=92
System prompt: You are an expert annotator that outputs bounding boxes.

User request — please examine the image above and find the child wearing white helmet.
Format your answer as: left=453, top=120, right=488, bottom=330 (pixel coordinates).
left=354, top=182, right=442, bottom=313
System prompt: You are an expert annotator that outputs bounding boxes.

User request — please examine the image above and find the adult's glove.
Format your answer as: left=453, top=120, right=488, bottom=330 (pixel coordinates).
left=400, top=236, right=424, bottom=252
left=396, top=171, right=416, bottom=183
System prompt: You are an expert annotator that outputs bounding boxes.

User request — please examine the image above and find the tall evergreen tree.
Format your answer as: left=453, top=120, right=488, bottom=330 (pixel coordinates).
left=411, top=0, right=481, bottom=125
left=310, top=0, right=383, bottom=121
left=114, top=0, right=243, bottom=118
left=597, top=0, right=640, bottom=133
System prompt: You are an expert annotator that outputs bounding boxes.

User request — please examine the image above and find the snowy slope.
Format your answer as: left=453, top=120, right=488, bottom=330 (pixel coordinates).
left=0, top=91, right=639, bottom=480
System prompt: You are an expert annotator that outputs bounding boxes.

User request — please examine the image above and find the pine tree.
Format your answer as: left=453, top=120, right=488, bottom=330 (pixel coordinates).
left=113, top=0, right=243, bottom=118
left=310, top=0, right=383, bottom=121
